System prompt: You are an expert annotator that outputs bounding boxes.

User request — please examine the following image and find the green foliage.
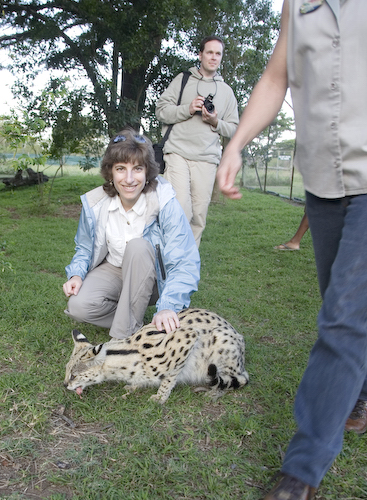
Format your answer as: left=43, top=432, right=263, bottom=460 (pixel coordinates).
left=275, top=137, right=296, bottom=152
left=1, top=176, right=367, bottom=498
left=0, top=112, right=49, bottom=172
left=11, top=77, right=106, bottom=169
left=1, top=0, right=278, bottom=135
left=0, top=92, right=105, bottom=206
left=244, top=111, right=295, bottom=167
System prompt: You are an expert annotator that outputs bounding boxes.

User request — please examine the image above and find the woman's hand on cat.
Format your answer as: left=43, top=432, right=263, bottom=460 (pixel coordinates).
left=63, top=276, right=83, bottom=297
left=152, top=310, right=180, bottom=334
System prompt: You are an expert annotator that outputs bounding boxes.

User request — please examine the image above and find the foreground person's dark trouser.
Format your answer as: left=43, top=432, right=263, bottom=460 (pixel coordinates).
left=282, top=192, right=367, bottom=487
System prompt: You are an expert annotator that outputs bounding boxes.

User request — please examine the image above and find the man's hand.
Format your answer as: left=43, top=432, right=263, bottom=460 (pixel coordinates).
left=152, top=309, right=180, bottom=334
left=189, top=96, right=205, bottom=115
left=63, top=276, right=83, bottom=297
left=201, top=105, right=218, bottom=127
left=189, top=95, right=218, bottom=127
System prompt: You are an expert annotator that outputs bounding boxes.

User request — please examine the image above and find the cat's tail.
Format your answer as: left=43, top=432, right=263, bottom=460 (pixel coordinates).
left=207, top=363, right=249, bottom=392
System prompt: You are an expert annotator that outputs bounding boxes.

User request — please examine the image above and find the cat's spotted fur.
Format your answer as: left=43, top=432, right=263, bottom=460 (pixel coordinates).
left=64, top=308, right=249, bottom=403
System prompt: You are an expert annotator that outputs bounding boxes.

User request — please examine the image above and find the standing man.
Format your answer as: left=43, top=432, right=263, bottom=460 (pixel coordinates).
left=217, top=1, right=367, bottom=499
left=156, top=35, right=239, bottom=246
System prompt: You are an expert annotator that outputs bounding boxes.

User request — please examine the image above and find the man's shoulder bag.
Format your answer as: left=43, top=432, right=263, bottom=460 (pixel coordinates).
left=154, top=71, right=191, bottom=175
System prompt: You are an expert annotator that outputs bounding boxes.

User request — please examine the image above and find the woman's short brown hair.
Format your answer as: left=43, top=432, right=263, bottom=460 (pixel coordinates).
left=101, top=128, right=159, bottom=197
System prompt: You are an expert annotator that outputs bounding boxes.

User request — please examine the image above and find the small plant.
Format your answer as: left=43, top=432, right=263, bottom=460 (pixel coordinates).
left=0, top=240, right=13, bottom=273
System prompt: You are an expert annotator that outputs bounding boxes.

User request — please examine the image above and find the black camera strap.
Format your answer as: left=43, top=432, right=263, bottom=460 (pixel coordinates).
left=196, top=74, right=217, bottom=99
left=159, top=71, right=191, bottom=146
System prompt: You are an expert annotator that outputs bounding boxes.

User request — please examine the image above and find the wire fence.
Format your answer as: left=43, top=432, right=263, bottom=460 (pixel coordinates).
left=240, top=148, right=305, bottom=203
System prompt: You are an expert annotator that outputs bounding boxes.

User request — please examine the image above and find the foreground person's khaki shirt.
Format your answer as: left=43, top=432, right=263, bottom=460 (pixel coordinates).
left=287, top=0, right=367, bottom=198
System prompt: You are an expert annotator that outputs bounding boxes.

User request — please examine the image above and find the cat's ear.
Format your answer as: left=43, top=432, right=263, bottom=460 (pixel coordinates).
left=72, top=330, right=91, bottom=349
left=71, top=330, right=103, bottom=359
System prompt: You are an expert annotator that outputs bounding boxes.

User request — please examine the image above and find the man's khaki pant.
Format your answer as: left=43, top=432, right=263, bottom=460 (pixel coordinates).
left=64, top=239, right=157, bottom=339
left=163, top=152, right=217, bottom=247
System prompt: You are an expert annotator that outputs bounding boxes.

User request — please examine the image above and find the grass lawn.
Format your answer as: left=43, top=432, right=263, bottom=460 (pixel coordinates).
left=1, top=176, right=367, bottom=499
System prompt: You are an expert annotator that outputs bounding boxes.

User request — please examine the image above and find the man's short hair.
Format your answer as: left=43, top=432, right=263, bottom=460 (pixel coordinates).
left=199, top=36, right=225, bottom=53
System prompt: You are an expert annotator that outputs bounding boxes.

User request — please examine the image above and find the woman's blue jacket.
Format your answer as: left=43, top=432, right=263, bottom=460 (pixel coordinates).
left=65, top=177, right=200, bottom=313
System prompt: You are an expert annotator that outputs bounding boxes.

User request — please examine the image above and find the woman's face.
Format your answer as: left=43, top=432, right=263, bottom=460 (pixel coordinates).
left=111, top=161, right=147, bottom=210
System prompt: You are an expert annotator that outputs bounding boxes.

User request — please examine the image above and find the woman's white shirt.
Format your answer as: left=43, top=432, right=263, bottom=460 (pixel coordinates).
left=105, top=194, right=147, bottom=267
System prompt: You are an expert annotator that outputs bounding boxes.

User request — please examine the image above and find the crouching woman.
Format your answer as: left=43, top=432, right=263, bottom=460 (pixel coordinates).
left=63, top=128, right=200, bottom=339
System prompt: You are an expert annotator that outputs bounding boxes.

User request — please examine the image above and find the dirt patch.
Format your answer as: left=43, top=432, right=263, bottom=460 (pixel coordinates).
left=6, top=207, right=21, bottom=220
left=56, top=204, right=81, bottom=220
left=0, top=405, right=114, bottom=499
left=2, top=204, right=81, bottom=221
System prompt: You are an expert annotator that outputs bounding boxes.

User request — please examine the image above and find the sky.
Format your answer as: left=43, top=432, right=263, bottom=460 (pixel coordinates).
left=273, top=0, right=284, bottom=13
left=0, top=0, right=285, bottom=116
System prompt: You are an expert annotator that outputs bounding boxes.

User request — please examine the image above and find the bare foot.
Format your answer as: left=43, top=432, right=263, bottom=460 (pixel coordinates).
left=274, top=243, right=300, bottom=251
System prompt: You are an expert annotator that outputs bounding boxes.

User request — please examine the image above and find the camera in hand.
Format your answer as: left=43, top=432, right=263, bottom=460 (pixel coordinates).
left=203, top=94, right=215, bottom=113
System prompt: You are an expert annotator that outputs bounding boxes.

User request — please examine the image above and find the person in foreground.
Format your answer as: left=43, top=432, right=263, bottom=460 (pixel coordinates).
left=63, top=128, right=200, bottom=339
left=217, top=1, right=367, bottom=499
left=156, top=35, right=238, bottom=246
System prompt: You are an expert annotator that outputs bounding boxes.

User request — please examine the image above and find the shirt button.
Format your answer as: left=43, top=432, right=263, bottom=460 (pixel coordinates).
left=330, top=82, right=337, bottom=90
left=331, top=122, right=337, bottom=129
left=332, top=38, right=339, bottom=48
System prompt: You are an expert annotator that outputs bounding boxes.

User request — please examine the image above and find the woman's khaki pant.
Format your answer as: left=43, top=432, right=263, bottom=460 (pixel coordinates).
left=64, top=238, right=157, bottom=339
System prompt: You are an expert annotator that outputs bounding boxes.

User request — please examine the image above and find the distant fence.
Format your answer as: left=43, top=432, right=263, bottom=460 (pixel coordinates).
left=1, top=153, right=101, bottom=169
left=240, top=148, right=305, bottom=203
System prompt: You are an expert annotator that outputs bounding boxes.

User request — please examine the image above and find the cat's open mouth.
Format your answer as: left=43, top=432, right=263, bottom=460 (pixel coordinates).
left=75, top=387, right=83, bottom=398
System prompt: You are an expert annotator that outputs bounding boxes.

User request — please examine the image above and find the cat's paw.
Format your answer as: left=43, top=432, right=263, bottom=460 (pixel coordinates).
left=124, top=384, right=138, bottom=392
left=149, top=394, right=165, bottom=404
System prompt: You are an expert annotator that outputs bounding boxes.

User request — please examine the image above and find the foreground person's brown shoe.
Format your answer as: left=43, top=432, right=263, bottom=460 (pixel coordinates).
left=262, top=473, right=316, bottom=500
left=345, top=399, right=367, bottom=434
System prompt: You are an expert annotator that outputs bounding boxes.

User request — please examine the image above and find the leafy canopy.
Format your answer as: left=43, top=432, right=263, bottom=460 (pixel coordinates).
left=1, top=0, right=278, bottom=135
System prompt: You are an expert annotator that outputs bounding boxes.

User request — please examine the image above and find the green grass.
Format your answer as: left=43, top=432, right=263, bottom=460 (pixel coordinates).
left=1, top=177, right=366, bottom=499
